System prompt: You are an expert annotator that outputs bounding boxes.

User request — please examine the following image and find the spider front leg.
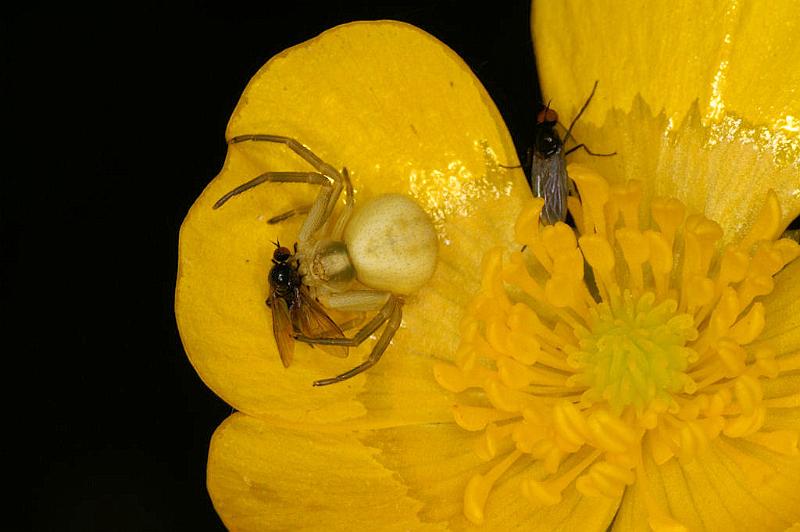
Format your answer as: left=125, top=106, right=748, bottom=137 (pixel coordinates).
left=267, top=167, right=353, bottom=237
left=295, top=291, right=403, bottom=386
left=213, top=171, right=329, bottom=209
left=267, top=204, right=311, bottom=224
left=215, top=135, right=348, bottom=242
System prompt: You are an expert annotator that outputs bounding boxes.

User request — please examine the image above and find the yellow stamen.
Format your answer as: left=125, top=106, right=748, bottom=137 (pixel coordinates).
left=463, top=450, right=523, bottom=525
left=523, top=449, right=602, bottom=505
left=437, top=166, right=799, bottom=527
left=575, top=459, right=636, bottom=499
left=650, top=196, right=685, bottom=249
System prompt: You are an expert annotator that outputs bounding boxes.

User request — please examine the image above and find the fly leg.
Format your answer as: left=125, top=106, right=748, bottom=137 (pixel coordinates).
left=561, top=81, right=598, bottom=145
left=565, top=144, right=616, bottom=157
left=559, top=81, right=616, bottom=158
left=498, top=147, right=534, bottom=172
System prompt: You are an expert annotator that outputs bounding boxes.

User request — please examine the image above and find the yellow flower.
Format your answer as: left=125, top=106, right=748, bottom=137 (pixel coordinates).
left=176, top=21, right=530, bottom=529
left=176, top=2, right=800, bottom=529
left=432, top=1, right=800, bottom=530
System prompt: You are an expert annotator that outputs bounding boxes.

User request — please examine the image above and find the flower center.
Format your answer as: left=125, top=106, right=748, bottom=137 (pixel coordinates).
left=434, top=165, right=799, bottom=527
left=571, top=291, right=697, bottom=415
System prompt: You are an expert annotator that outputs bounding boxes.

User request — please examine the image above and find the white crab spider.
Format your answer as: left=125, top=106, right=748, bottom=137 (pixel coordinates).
left=214, top=135, right=438, bottom=386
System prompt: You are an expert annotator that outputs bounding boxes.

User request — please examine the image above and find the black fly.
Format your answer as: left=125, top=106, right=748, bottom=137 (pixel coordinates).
left=529, top=81, right=614, bottom=225
left=266, top=243, right=347, bottom=368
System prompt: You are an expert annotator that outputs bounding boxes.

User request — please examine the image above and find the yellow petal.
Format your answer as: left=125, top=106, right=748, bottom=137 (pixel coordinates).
left=207, top=413, right=442, bottom=531
left=531, top=1, right=800, bottom=243
left=176, top=21, right=528, bottom=426
left=211, top=415, right=622, bottom=530
left=533, top=2, right=800, bottom=129
left=761, top=374, right=800, bottom=437
left=613, top=441, right=800, bottom=531
left=755, top=255, right=800, bottom=358
left=363, top=422, right=620, bottom=530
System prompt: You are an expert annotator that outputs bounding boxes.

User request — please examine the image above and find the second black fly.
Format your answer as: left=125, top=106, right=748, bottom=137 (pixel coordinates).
left=528, top=81, right=614, bottom=225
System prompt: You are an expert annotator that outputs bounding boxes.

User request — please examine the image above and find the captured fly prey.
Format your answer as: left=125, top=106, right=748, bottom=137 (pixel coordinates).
left=267, top=244, right=347, bottom=368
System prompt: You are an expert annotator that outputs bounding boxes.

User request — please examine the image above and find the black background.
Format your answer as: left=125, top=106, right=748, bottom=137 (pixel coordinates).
left=6, top=2, right=540, bottom=530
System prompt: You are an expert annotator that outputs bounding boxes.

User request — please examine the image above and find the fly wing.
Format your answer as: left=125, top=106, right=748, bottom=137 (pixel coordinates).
left=293, top=289, right=349, bottom=359
left=269, top=293, right=295, bottom=368
left=531, top=150, right=568, bottom=225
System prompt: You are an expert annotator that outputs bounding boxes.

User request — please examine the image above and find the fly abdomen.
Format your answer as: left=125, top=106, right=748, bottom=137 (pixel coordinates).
left=531, top=147, right=568, bottom=225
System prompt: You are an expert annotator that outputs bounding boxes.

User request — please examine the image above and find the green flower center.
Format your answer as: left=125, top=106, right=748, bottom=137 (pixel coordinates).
left=571, top=292, right=698, bottom=414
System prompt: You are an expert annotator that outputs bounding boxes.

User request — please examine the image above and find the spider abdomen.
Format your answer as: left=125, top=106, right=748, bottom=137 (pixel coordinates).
left=344, top=194, right=437, bottom=294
